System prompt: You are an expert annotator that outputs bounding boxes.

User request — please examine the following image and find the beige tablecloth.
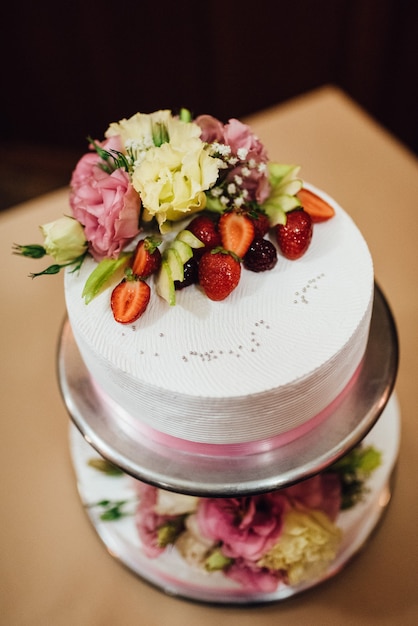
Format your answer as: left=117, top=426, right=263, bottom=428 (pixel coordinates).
left=1, top=86, right=417, bottom=626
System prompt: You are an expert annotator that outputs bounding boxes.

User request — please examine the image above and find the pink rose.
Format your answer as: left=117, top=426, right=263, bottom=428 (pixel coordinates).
left=196, top=493, right=288, bottom=562
left=282, top=474, right=342, bottom=522
left=69, top=136, right=141, bottom=261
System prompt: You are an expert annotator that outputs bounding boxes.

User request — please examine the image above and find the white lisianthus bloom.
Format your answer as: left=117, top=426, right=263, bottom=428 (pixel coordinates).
left=106, top=110, right=221, bottom=229
left=106, top=110, right=173, bottom=156
left=40, top=216, right=87, bottom=264
left=175, top=514, right=216, bottom=568
left=132, top=137, right=221, bottom=229
left=258, top=508, right=342, bottom=585
left=154, top=490, right=199, bottom=516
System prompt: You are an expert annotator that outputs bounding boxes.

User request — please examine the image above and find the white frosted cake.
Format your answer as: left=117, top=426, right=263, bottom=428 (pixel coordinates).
left=17, top=108, right=393, bottom=602
left=17, top=108, right=373, bottom=451
left=64, top=182, right=373, bottom=450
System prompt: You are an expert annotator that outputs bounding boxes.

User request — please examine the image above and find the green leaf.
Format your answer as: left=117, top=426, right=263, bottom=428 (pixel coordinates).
left=30, top=263, right=62, bottom=278
left=100, top=506, right=125, bottom=521
left=179, top=108, right=192, bottom=123
left=157, top=517, right=186, bottom=547
left=152, top=121, right=169, bottom=147
left=358, top=447, right=382, bottom=473
left=82, top=254, right=131, bottom=304
left=205, top=548, right=233, bottom=572
left=205, top=194, right=225, bottom=213
left=87, top=458, right=124, bottom=476
left=13, top=243, right=46, bottom=259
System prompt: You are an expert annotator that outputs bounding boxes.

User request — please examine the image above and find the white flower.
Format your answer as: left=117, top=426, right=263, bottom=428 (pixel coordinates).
left=258, top=508, right=342, bottom=585
left=40, top=216, right=86, bottom=264
left=154, top=490, right=198, bottom=516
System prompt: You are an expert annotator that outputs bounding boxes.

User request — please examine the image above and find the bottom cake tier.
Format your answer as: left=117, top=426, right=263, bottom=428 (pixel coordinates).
left=70, top=392, right=400, bottom=605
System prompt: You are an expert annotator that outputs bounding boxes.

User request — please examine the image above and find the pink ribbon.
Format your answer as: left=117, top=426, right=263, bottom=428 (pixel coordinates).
left=94, top=363, right=361, bottom=457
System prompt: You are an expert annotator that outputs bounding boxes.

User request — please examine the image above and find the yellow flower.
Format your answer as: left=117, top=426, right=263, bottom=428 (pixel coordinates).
left=40, top=216, right=86, bottom=264
left=132, top=137, right=220, bottom=230
left=106, top=110, right=221, bottom=230
left=106, top=109, right=174, bottom=151
left=258, top=508, right=342, bottom=585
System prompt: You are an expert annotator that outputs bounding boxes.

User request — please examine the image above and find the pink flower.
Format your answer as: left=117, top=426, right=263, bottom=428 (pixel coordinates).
left=133, top=483, right=168, bottom=558
left=225, top=559, right=283, bottom=593
left=282, top=474, right=342, bottom=522
left=196, top=115, right=271, bottom=206
left=69, top=136, right=141, bottom=261
left=194, top=114, right=225, bottom=143
left=196, top=493, right=288, bottom=562
left=223, top=118, right=268, bottom=161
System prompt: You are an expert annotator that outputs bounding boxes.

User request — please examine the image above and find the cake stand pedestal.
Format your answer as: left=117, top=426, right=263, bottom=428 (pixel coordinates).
left=59, top=285, right=400, bottom=604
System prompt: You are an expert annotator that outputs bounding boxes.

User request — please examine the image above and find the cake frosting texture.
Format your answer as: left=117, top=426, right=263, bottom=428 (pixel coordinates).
left=65, top=184, right=374, bottom=447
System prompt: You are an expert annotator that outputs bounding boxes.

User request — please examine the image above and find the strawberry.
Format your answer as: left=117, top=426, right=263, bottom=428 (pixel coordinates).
left=247, top=211, right=271, bottom=238
left=198, top=249, right=241, bottom=301
left=110, top=273, right=151, bottom=324
left=218, top=211, right=255, bottom=258
left=297, top=188, right=335, bottom=222
left=187, top=214, right=221, bottom=254
left=275, top=209, right=313, bottom=260
left=131, top=236, right=162, bottom=277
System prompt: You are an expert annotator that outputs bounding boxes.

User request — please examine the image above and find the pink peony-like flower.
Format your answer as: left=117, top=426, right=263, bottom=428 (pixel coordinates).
left=194, top=114, right=225, bottom=144
left=223, top=118, right=268, bottom=161
left=225, top=558, right=283, bottom=593
left=69, top=136, right=141, bottom=261
left=282, top=473, right=342, bottom=522
left=134, top=483, right=169, bottom=558
left=196, top=493, right=288, bottom=562
left=196, top=115, right=271, bottom=207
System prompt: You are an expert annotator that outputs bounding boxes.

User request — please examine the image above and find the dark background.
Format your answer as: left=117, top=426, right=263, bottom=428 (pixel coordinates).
left=1, top=0, right=417, bottom=211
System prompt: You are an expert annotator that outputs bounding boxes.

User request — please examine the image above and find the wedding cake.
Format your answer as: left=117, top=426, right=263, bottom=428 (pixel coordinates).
left=17, top=108, right=397, bottom=603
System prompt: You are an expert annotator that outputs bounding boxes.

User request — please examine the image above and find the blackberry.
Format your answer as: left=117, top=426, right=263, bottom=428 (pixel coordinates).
left=243, top=237, right=278, bottom=272
left=174, top=257, right=199, bottom=290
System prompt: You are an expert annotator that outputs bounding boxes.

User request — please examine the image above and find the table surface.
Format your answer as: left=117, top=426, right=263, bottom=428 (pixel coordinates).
left=1, top=86, right=417, bottom=626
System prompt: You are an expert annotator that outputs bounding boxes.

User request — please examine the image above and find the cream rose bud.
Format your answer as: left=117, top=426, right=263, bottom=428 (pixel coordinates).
left=40, top=216, right=87, bottom=264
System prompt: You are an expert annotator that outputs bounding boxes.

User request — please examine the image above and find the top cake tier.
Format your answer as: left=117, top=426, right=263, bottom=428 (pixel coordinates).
left=64, top=183, right=374, bottom=449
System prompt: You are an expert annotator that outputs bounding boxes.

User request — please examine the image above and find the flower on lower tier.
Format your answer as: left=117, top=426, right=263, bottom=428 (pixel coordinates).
left=132, top=474, right=343, bottom=592
left=257, top=507, right=342, bottom=586
left=196, top=493, right=288, bottom=562
left=90, top=443, right=381, bottom=593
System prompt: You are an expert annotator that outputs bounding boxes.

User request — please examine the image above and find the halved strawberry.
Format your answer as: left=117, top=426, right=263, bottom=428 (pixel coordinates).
left=297, top=188, right=335, bottom=222
left=198, top=249, right=241, bottom=301
left=131, top=236, right=162, bottom=277
left=218, top=212, right=255, bottom=258
left=110, top=274, right=151, bottom=324
left=276, top=209, right=313, bottom=260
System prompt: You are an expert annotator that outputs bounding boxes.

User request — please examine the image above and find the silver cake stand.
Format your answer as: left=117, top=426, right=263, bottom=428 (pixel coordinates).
left=58, top=283, right=398, bottom=496
left=59, top=282, right=400, bottom=604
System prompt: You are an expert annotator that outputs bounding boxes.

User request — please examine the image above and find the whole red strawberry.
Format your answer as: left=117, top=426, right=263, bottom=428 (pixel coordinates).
left=198, top=249, right=241, bottom=301
left=131, top=236, right=162, bottom=277
left=275, top=209, right=313, bottom=260
left=187, top=214, right=221, bottom=254
left=248, top=211, right=271, bottom=238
